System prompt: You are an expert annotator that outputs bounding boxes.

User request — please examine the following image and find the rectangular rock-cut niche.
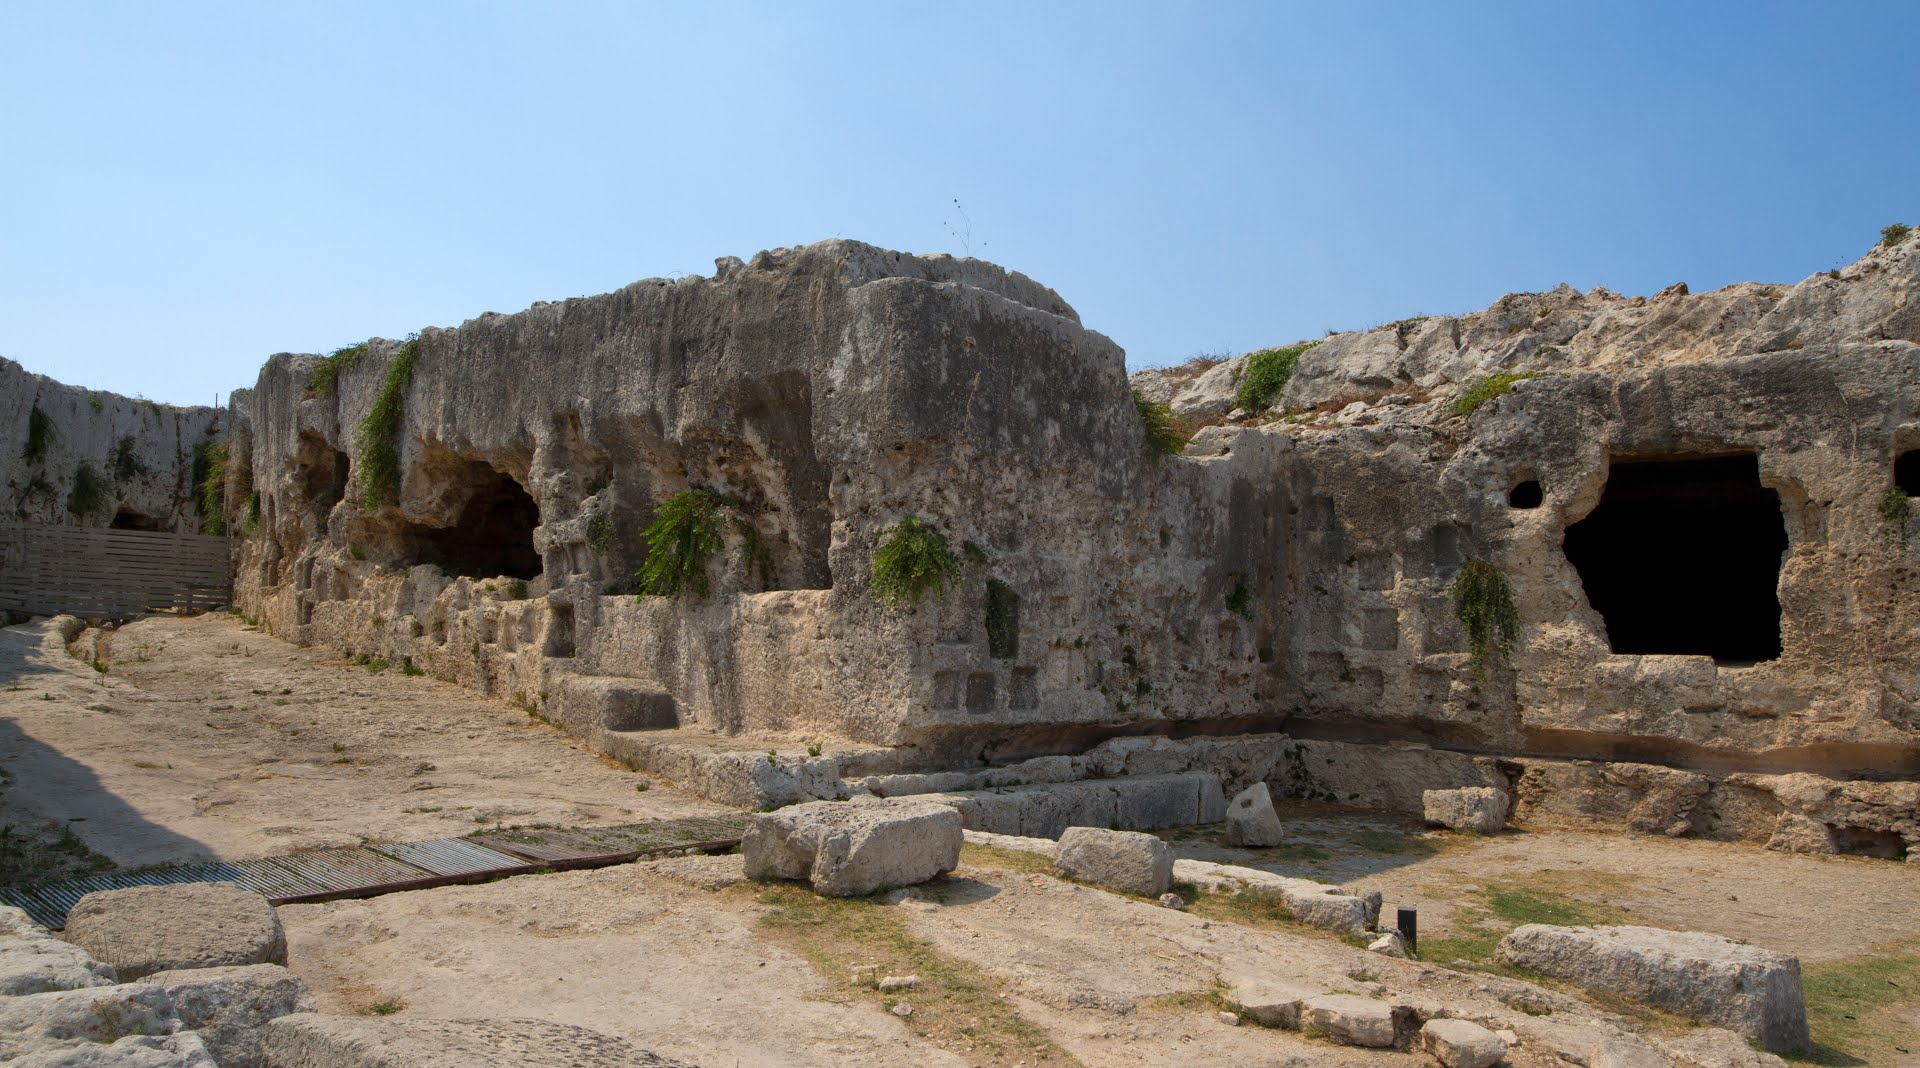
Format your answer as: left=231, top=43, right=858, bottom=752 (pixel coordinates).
left=965, top=672, right=997, bottom=714
left=931, top=670, right=961, bottom=711
left=1358, top=608, right=1400, bottom=651
left=1354, top=553, right=1397, bottom=590
left=1009, top=666, right=1039, bottom=710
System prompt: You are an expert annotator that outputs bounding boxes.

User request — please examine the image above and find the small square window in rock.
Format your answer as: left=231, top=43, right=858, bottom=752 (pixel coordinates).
left=1508, top=479, right=1544, bottom=509
left=1896, top=449, right=1920, bottom=495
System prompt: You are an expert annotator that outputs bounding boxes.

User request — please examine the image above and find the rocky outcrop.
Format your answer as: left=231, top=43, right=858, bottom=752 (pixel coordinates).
left=743, top=796, right=962, bottom=897
left=147, top=965, right=314, bottom=1068
left=0, top=359, right=222, bottom=533
left=1496, top=924, right=1809, bottom=1052
left=62, top=885, right=287, bottom=981
left=260, top=1014, right=697, bottom=1067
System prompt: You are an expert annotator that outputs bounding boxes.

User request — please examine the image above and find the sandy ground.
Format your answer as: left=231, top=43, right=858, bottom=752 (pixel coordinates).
left=4, top=611, right=1917, bottom=1065
left=0, top=614, right=726, bottom=869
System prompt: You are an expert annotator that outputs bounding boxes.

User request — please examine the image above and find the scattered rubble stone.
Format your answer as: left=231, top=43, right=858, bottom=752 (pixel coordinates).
left=1224, top=783, right=1285, bottom=847
left=1418, top=1018, right=1508, bottom=1068
left=1053, top=827, right=1174, bottom=896
left=743, top=797, right=962, bottom=897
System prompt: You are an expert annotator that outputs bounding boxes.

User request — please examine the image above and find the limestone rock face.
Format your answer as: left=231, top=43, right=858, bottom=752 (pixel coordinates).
left=0, top=907, right=117, bottom=996
left=0, top=358, right=223, bottom=533
left=1223, top=782, right=1284, bottom=846
left=145, top=964, right=314, bottom=1068
left=1423, top=787, right=1509, bottom=834
left=0, top=982, right=179, bottom=1062
left=1053, top=827, right=1174, bottom=897
left=743, top=797, right=962, bottom=897
left=260, top=1014, right=696, bottom=1067
left=62, top=884, right=287, bottom=981
left=1496, top=924, right=1809, bottom=1052
left=10, top=1032, right=217, bottom=1068
left=1418, top=1018, right=1507, bottom=1068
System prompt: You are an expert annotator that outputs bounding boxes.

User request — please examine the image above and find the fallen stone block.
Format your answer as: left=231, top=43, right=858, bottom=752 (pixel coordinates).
left=1224, top=783, right=1285, bottom=847
left=1221, top=972, right=1318, bottom=1029
left=1054, top=827, right=1173, bottom=896
left=0, top=982, right=178, bottom=1062
left=0, top=907, right=117, bottom=996
left=261, top=1015, right=696, bottom=1067
left=1173, top=859, right=1372, bottom=935
left=1496, top=924, right=1808, bottom=1052
left=12, top=1032, right=217, bottom=1067
left=743, top=797, right=961, bottom=897
left=1418, top=1018, right=1507, bottom=1068
left=1299, top=993, right=1399, bottom=1047
left=62, top=884, right=287, bottom=981
left=1423, top=787, right=1509, bottom=834
left=146, top=964, right=314, bottom=1068
left=1367, top=931, right=1408, bottom=958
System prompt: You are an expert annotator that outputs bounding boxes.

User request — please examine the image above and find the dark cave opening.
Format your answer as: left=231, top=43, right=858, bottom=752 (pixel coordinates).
left=1508, top=479, right=1544, bottom=509
left=1562, top=454, right=1787, bottom=664
left=404, top=467, right=543, bottom=581
left=1896, top=449, right=1920, bottom=496
left=110, top=508, right=165, bottom=532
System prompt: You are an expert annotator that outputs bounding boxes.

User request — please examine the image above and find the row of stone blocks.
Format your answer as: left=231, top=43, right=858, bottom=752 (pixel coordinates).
left=922, top=772, right=1228, bottom=838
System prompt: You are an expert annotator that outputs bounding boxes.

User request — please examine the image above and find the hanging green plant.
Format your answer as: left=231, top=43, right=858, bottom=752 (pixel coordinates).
left=636, top=490, right=730, bottom=599
left=1133, top=388, right=1192, bottom=458
left=22, top=405, right=56, bottom=463
left=870, top=516, right=962, bottom=606
left=1449, top=558, right=1519, bottom=672
left=193, top=441, right=228, bottom=535
left=355, top=337, right=418, bottom=510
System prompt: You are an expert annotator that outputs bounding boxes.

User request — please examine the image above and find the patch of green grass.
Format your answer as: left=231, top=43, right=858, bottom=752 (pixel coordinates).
left=355, top=338, right=418, bottom=509
left=1882, top=222, right=1912, bottom=249
left=1132, top=387, right=1192, bottom=458
left=1417, top=880, right=1634, bottom=971
left=399, top=656, right=425, bottom=677
left=1793, top=941, right=1920, bottom=1066
left=958, top=842, right=1056, bottom=876
left=746, top=882, right=1079, bottom=1066
left=1347, top=828, right=1439, bottom=857
left=22, top=404, right=56, bottom=463
left=310, top=342, right=370, bottom=396
left=362, top=997, right=406, bottom=1016
left=66, top=462, right=111, bottom=518
left=870, top=515, right=962, bottom=607
left=1450, top=559, right=1519, bottom=673
left=1271, top=842, right=1330, bottom=862
left=1233, top=341, right=1319, bottom=412
left=1449, top=371, right=1545, bottom=418
left=0, top=820, right=114, bottom=890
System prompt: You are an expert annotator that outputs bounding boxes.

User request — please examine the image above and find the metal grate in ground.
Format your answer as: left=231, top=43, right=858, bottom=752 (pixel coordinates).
left=0, top=813, right=750, bottom=930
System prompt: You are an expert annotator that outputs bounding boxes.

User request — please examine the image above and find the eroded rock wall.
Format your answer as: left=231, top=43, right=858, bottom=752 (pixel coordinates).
left=0, top=359, right=223, bottom=532
left=228, top=241, right=1283, bottom=756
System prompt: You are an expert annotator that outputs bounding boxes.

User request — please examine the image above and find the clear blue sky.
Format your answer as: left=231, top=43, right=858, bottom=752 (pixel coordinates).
left=4, top=2, right=1916, bottom=407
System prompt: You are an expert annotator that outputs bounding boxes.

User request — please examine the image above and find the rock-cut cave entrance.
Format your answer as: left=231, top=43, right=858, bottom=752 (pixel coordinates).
left=1562, top=454, right=1787, bottom=664
left=404, top=465, right=543, bottom=581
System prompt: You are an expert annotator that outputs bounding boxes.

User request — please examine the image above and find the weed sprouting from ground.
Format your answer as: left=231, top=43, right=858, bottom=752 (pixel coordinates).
left=1449, top=559, right=1519, bottom=672
left=1233, top=341, right=1319, bottom=412
left=1449, top=372, right=1544, bottom=418
left=22, top=405, right=56, bottom=463
left=637, top=490, right=730, bottom=599
left=1132, top=387, right=1192, bottom=458
left=870, top=516, right=962, bottom=606
left=355, top=338, right=418, bottom=509
left=746, top=882, right=1078, bottom=1065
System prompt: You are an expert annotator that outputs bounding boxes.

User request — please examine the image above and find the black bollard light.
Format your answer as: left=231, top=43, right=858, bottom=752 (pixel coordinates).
left=1396, top=907, right=1418, bottom=955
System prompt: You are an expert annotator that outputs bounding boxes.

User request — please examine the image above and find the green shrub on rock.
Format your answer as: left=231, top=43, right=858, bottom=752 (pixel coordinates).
left=871, top=516, right=962, bottom=606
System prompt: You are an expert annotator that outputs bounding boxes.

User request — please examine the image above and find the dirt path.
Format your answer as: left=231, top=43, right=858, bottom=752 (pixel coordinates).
left=0, top=614, right=726, bottom=873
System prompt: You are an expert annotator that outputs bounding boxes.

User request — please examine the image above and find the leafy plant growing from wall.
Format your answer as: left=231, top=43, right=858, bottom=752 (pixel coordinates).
left=1233, top=341, right=1320, bottom=412
left=1132, top=388, right=1192, bottom=458
left=870, top=516, right=962, bottom=606
left=1881, top=489, right=1910, bottom=550
left=244, top=490, right=263, bottom=533
left=1225, top=580, right=1253, bottom=620
left=637, top=490, right=730, bottom=599
left=309, top=342, right=370, bottom=396
left=1449, top=559, right=1519, bottom=673
left=1450, top=372, right=1545, bottom=418
left=66, top=463, right=110, bottom=519
left=111, top=436, right=148, bottom=481
left=585, top=512, right=615, bottom=554
left=22, top=405, right=56, bottom=463
left=355, top=337, right=418, bottom=510
left=194, top=441, right=228, bottom=535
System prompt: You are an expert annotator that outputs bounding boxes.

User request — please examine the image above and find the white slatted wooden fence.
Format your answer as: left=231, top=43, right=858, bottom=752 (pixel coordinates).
left=0, top=522, right=231, bottom=619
